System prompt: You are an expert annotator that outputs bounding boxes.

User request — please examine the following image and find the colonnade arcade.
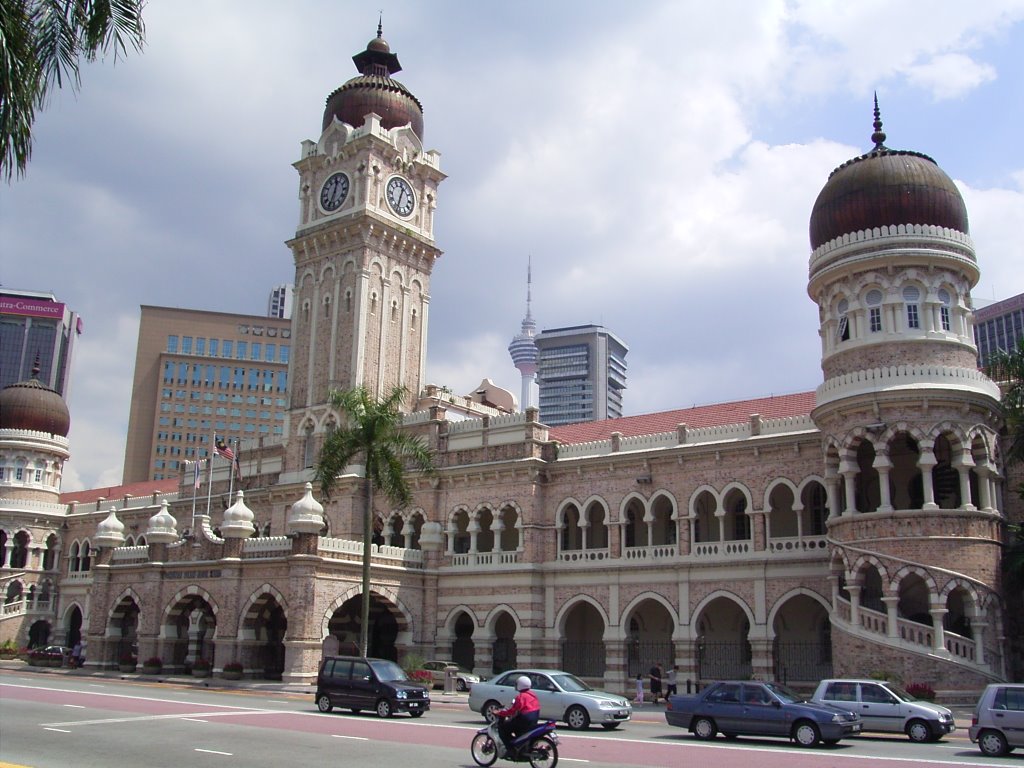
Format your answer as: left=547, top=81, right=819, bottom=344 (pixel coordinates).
left=439, top=591, right=833, bottom=688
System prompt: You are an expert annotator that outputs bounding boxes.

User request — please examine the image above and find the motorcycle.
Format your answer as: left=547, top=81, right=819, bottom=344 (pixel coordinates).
left=470, top=717, right=559, bottom=768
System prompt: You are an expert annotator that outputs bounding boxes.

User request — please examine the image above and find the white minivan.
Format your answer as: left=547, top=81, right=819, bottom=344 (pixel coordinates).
left=812, top=679, right=956, bottom=742
left=969, top=683, right=1024, bottom=757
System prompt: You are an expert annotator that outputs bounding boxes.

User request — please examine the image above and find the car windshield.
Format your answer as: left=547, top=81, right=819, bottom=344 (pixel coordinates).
left=369, top=660, right=408, bottom=682
left=885, top=684, right=916, bottom=702
left=764, top=682, right=803, bottom=704
left=552, top=673, right=592, bottom=692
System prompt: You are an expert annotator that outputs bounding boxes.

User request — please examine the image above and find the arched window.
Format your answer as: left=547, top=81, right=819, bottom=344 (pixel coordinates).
left=938, top=288, right=952, bottom=332
left=865, top=289, right=883, bottom=333
left=303, top=423, right=315, bottom=469
left=903, top=286, right=921, bottom=329
left=836, top=298, right=850, bottom=342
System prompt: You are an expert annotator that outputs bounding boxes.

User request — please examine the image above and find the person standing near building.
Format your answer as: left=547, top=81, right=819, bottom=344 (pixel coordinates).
left=70, top=641, right=82, bottom=668
left=649, top=662, right=663, bottom=704
left=665, top=664, right=678, bottom=698
left=634, top=673, right=644, bottom=704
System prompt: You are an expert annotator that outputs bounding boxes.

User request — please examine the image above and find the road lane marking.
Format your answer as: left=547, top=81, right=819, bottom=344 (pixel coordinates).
left=331, top=734, right=369, bottom=741
left=195, top=749, right=232, bottom=756
left=560, top=760, right=590, bottom=763
left=63, top=704, right=86, bottom=708
left=43, top=727, right=71, bottom=733
left=3, top=683, right=278, bottom=712
left=41, top=710, right=279, bottom=727
left=183, top=718, right=209, bottom=723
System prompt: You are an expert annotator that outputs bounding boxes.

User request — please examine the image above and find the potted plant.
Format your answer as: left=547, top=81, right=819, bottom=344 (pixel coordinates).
left=119, top=653, right=138, bottom=673
left=0, top=640, right=18, bottom=660
left=221, top=661, right=243, bottom=680
left=141, top=656, right=163, bottom=674
left=191, top=658, right=212, bottom=677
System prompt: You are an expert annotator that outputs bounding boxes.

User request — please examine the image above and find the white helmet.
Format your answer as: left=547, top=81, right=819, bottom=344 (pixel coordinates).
left=516, top=675, right=532, bottom=691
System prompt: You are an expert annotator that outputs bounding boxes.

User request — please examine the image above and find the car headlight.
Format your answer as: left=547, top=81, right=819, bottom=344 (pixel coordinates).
left=396, top=690, right=407, bottom=699
left=599, top=699, right=629, bottom=709
left=832, top=713, right=844, bottom=723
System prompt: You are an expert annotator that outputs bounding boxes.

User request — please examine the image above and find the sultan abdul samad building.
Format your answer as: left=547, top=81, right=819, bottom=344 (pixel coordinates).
left=2, top=27, right=1020, bottom=697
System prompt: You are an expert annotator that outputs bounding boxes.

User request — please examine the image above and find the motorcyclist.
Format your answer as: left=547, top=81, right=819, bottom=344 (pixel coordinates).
left=495, top=675, right=540, bottom=755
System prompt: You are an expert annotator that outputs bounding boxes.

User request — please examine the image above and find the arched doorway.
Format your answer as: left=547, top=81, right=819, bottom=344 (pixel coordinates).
left=451, top=611, right=476, bottom=671
left=694, top=597, right=751, bottom=681
left=164, top=595, right=216, bottom=669
left=242, top=593, right=288, bottom=679
left=65, top=605, right=83, bottom=649
left=109, top=596, right=140, bottom=664
left=491, top=611, right=517, bottom=674
left=624, top=598, right=674, bottom=677
left=771, top=593, right=832, bottom=684
left=327, top=593, right=400, bottom=661
left=28, top=620, right=51, bottom=648
left=560, top=601, right=606, bottom=677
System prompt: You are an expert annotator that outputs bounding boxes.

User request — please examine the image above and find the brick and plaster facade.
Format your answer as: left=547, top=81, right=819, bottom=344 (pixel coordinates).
left=2, top=32, right=1019, bottom=700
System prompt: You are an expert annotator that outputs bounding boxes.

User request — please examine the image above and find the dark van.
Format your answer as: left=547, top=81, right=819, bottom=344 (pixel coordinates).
left=315, top=656, right=430, bottom=718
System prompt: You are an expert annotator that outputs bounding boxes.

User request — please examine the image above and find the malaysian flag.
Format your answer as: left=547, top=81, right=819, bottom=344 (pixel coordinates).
left=192, top=459, right=202, bottom=489
left=214, top=436, right=235, bottom=462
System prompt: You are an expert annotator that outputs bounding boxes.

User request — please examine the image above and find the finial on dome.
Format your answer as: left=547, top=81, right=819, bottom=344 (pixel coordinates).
left=31, top=354, right=41, bottom=379
left=377, top=13, right=383, bottom=38
left=870, top=92, right=887, bottom=150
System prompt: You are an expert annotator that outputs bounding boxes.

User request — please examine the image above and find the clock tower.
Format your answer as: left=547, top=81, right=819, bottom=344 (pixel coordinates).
left=285, top=25, right=445, bottom=466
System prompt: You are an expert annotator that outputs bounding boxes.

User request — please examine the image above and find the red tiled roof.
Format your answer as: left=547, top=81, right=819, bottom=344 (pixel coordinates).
left=60, top=478, right=179, bottom=505
left=547, top=391, right=817, bottom=445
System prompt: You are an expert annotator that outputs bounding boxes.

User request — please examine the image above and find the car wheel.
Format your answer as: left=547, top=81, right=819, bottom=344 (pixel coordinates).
left=410, top=711, right=424, bottom=718
left=565, top=705, right=591, bottom=731
left=483, top=700, right=502, bottom=723
left=316, top=694, right=333, bottom=713
left=793, top=720, right=821, bottom=747
left=823, top=739, right=839, bottom=746
left=693, top=717, right=717, bottom=740
left=376, top=699, right=393, bottom=718
left=456, top=678, right=468, bottom=692
left=601, top=723, right=620, bottom=730
left=906, top=719, right=931, bottom=743
left=978, top=729, right=1010, bottom=757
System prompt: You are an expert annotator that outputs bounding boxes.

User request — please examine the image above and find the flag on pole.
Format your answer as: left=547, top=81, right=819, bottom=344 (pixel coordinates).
left=192, top=459, right=202, bottom=489
left=215, top=436, right=235, bottom=462
left=233, top=440, right=242, bottom=482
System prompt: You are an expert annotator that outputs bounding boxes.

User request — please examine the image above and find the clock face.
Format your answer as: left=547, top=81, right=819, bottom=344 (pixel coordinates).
left=385, top=176, right=415, bottom=217
left=319, top=172, right=349, bottom=212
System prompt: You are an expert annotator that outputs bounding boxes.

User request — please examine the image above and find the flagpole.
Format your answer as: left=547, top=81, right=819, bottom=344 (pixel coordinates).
left=190, top=460, right=199, bottom=531
left=227, top=442, right=235, bottom=501
left=205, top=431, right=215, bottom=519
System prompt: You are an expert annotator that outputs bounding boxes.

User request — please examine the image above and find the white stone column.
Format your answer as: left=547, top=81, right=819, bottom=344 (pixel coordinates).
left=973, top=621, right=987, bottom=665
left=840, top=463, right=858, bottom=515
left=976, top=465, right=993, bottom=512
left=918, top=449, right=938, bottom=510
left=881, top=596, right=900, bottom=638
left=825, top=472, right=841, bottom=518
left=847, top=585, right=862, bottom=628
left=929, top=607, right=948, bottom=653
left=953, top=456, right=976, bottom=510
left=874, top=454, right=894, bottom=512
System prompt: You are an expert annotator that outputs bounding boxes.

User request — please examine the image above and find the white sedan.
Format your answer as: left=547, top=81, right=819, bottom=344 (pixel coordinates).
left=468, top=668, right=632, bottom=730
left=422, top=660, right=480, bottom=692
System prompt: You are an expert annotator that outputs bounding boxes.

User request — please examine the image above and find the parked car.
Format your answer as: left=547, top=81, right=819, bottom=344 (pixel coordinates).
left=968, top=683, right=1024, bottom=757
left=315, top=655, right=430, bottom=718
left=811, top=678, right=955, bottom=742
left=665, top=680, right=862, bottom=747
left=28, top=645, right=71, bottom=665
left=469, top=669, right=632, bottom=730
left=422, top=660, right=480, bottom=691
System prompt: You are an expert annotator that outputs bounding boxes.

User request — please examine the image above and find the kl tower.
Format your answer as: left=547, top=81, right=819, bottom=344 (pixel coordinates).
left=507, top=259, right=539, bottom=411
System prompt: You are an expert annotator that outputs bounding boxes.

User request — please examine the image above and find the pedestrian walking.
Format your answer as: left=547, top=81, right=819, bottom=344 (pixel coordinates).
left=666, top=664, right=678, bottom=698
left=649, top=662, right=663, bottom=704
left=71, top=641, right=82, bottom=669
left=634, top=673, right=644, bottom=705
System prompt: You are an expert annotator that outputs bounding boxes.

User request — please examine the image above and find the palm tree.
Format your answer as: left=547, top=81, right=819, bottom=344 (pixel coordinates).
left=314, top=385, right=435, bottom=657
left=2, top=0, right=145, bottom=180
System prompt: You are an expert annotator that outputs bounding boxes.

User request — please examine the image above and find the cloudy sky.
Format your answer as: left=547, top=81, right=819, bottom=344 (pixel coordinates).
left=3, top=1, right=1023, bottom=492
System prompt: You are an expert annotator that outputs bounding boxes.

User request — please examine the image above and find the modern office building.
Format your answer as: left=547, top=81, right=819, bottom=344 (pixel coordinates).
left=974, top=291, right=1024, bottom=368
left=0, top=288, right=80, bottom=398
left=535, top=324, right=628, bottom=426
left=121, top=306, right=292, bottom=483
left=268, top=284, right=294, bottom=320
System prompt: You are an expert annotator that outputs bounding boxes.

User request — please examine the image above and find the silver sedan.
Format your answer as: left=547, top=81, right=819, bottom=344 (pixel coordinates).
left=468, top=669, right=632, bottom=730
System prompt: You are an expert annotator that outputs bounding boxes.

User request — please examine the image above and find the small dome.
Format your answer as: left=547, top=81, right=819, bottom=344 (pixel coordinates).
left=322, top=25, right=423, bottom=140
left=0, top=376, right=71, bottom=436
left=221, top=490, right=255, bottom=539
left=287, top=482, right=325, bottom=535
left=94, top=509, right=125, bottom=548
left=809, top=100, right=968, bottom=250
left=146, top=499, right=178, bottom=544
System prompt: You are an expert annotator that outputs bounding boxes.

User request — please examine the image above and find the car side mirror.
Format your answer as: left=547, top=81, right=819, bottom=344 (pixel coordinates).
left=772, top=700, right=781, bottom=708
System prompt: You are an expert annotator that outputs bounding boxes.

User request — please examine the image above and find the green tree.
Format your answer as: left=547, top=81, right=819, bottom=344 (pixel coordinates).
left=1, top=0, right=145, bottom=180
left=314, top=385, right=435, bottom=657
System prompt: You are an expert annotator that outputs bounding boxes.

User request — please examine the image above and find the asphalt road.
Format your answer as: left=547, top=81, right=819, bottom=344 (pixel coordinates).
left=0, top=669, right=1003, bottom=768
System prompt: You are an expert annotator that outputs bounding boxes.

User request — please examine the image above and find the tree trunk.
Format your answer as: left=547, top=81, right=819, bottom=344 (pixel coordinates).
left=360, top=475, right=373, bottom=657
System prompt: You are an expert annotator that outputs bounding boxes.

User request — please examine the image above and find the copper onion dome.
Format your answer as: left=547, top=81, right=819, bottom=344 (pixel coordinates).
left=0, top=370, right=71, bottom=437
left=809, top=96, right=969, bottom=250
left=322, top=22, right=424, bottom=140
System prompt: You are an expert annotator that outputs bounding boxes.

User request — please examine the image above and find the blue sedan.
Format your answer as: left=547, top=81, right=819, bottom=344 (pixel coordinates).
left=666, top=680, right=862, bottom=747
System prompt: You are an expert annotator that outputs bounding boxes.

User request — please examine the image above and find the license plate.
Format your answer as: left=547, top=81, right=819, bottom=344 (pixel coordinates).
left=617, top=710, right=628, bottom=717
left=409, top=702, right=422, bottom=708
left=851, top=724, right=861, bottom=732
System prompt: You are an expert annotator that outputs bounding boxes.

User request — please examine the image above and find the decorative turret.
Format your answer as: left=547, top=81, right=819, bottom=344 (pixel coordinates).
left=287, top=482, right=325, bottom=535
left=146, top=500, right=178, bottom=544
left=221, top=491, right=255, bottom=538
left=93, top=509, right=125, bottom=549
left=0, top=362, right=71, bottom=437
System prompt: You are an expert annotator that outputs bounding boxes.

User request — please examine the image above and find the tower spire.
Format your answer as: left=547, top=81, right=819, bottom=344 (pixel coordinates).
left=871, top=91, right=887, bottom=150
left=508, top=257, right=540, bottom=411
